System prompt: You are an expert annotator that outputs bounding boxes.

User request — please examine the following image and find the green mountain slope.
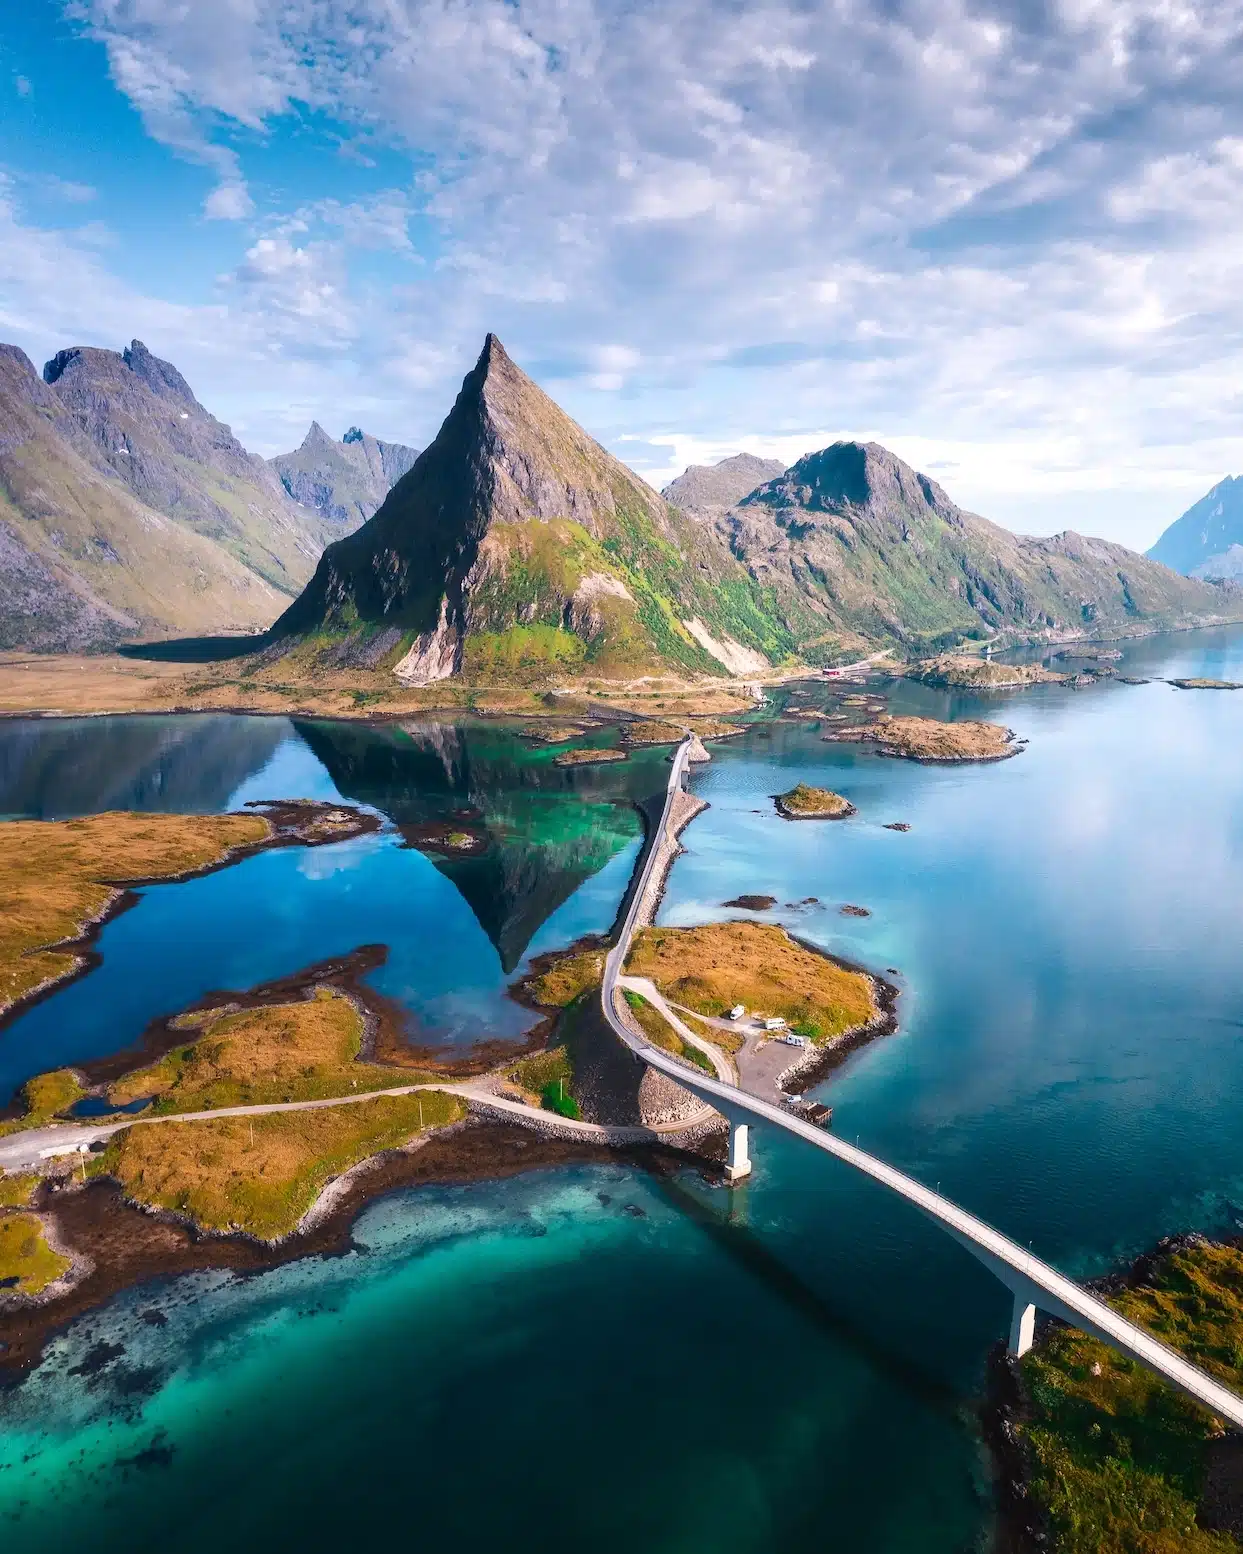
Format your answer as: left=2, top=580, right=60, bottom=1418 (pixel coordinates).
left=272, top=335, right=801, bottom=681
left=719, top=442, right=1242, bottom=654
left=1147, top=476, right=1243, bottom=580
left=271, top=422, right=420, bottom=529
left=0, top=345, right=285, bottom=651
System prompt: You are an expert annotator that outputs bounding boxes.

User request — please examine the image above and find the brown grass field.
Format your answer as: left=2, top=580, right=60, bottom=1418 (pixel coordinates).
left=625, top=922, right=876, bottom=1043
left=96, top=1090, right=463, bottom=1239
left=0, top=654, right=761, bottom=724
left=109, top=990, right=433, bottom=1111
left=0, top=810, right=270, bottom=1019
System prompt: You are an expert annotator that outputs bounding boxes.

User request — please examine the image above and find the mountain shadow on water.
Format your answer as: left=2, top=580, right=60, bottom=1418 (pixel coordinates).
left=293, top=719, right=658, bottom=972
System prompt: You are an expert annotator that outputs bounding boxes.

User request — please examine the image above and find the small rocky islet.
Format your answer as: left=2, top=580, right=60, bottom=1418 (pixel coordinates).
left=774, top=782, right=856, bottom=819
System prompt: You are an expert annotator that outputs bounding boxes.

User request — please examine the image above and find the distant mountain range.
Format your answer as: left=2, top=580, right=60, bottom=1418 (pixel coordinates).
left=662, top=452, right=786, bottom=520
left=707, top=441, right=1234, bottom=654
left=264, top=337, right=1239, bottom=679
left=271, top=423, right=420, bottom=528
left=3, top=331, right=1238, bottom=670
left=0, top=339, right=418, bottom=653
left=1147, top=476, right=1243, bottom=581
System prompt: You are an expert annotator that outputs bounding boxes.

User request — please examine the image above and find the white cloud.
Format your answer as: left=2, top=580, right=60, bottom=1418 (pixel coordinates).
left=204, top=180, right=254, bottom=220
left=22, top=0, right=1243, bottom=546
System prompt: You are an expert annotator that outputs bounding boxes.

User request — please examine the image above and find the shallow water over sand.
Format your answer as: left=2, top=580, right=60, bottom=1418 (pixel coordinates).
left=3, top=627, right=1243, bottom=1553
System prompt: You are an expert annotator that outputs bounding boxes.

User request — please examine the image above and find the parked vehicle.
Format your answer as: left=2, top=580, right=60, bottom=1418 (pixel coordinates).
left=728, top=1004, right=746, bottom=1021
left=763, top=1017, right=787, bottom=1031
left=781, top=1033, right=807, bottom=1047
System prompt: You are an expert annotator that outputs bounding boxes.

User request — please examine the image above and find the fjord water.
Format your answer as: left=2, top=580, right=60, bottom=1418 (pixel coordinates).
left=4, top=629, right=1243, bottom=1552
left=0, top=718, right=667, bottom=1099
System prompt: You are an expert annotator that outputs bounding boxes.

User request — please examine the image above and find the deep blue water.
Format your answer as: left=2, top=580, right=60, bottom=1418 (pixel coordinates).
left=3, top=627, right=1243, bottom=1552
left=0, top=718, right=661, bottom=1098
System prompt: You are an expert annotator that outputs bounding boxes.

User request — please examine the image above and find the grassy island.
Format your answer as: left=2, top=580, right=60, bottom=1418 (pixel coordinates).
left=1170, top=679, right=1243, bottom=691
left=107, top=988, right=434, bottom=1113
left=0, top=1070, right=87, bottom=1137
left=625, top=921, right=876, bottom=1043
left=523, top=948, right=606, bottom=1008
left=1013, top=1238, right=1243, bottom=1553
left=0, top=803, right=375, bottom=1025
left=828, top=714, right=1017, bottom=762
left=519, top=722, right=590, bottom=742
left=93, top=1090, right=463, bottom=1240
left=0, top=810, right=271, bottom=1020
left=553, top=747, right=628, bottom=766
left=624, top=717, right=745, bottom=745
left=905, top=655, right=1063, bottom=690
left=0, top=1211, right=69, bottom=1296
left=775, top=783, right=855, bottom=819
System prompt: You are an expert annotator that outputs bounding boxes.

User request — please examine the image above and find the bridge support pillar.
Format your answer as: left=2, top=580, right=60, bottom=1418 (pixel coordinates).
left=725, top=1123, right=751, bottom=1183
left=1008, top=1295, right=1036, bottom=1358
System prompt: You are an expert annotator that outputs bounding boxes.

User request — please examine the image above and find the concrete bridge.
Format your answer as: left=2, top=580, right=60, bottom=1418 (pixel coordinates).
left=602, top=737, right=1243, bottom=1430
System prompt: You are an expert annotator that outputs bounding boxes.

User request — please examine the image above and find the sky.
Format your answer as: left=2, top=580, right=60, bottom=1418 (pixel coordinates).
left=3, top=2, right=1243, bottom=549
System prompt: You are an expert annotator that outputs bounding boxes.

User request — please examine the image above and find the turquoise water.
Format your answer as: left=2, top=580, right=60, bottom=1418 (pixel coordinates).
left=3, top=629, right=1243, bottom=1551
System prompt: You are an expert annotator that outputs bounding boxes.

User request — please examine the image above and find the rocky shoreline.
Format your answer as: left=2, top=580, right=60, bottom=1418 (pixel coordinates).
left=0, top=1119, right=709, bottom=1380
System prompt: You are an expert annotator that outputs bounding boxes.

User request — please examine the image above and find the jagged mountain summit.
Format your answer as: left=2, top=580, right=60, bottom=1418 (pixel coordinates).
left=42, top=341, right=329, bottom=595
left=1147, top=476, right=1243, bottom=580
left=663, top=452, right=786, bottom=520
left=0, top=344, right=286, bottom=651
left=709, top=441, right=1240, bottom=653
left=272, top=335, right=795, bottom=681
left=271, top=423, right=420, bottom=528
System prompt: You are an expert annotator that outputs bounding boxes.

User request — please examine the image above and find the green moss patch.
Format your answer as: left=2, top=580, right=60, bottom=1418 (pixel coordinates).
left=1019, top=1240, right=1243, bottom=1553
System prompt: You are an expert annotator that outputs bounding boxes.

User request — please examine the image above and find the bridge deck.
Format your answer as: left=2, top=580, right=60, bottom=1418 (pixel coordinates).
left=601, top=737, right=1243, bottom=1431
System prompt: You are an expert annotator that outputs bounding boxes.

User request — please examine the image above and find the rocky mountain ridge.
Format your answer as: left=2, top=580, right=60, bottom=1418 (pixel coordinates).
left=711, top=441, right=1239, bottom=654
left=1147, top=476, right=1243, bottom=580
left=42, top=340, right=329, bottom=594
left=663, top=452, right=786, bottom=520
left=271, top=423, right=420, bottom=528
left=0, top=343, right=289, bottom=651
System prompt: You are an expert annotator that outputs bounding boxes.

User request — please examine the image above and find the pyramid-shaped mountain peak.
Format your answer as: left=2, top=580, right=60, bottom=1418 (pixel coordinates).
left=272, top=335, right=790, bottom=684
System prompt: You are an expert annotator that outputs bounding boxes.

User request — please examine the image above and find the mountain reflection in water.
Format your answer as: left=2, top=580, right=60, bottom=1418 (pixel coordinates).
left=294, top=719, right=665, bottom=970
left=0, top=713, right=671, bottom=1092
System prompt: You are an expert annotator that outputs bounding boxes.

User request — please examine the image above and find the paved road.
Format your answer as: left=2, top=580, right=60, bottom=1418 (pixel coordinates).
left=0, top=1079, right=712, bottom=1174
left=618, top=977, right=737, bottom=1083
left=600, top=736, right=1243, bottom=1431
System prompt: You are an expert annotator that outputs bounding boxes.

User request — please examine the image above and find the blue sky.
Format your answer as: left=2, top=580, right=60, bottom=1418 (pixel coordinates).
left=3, top=0, right=1243, bottom=547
